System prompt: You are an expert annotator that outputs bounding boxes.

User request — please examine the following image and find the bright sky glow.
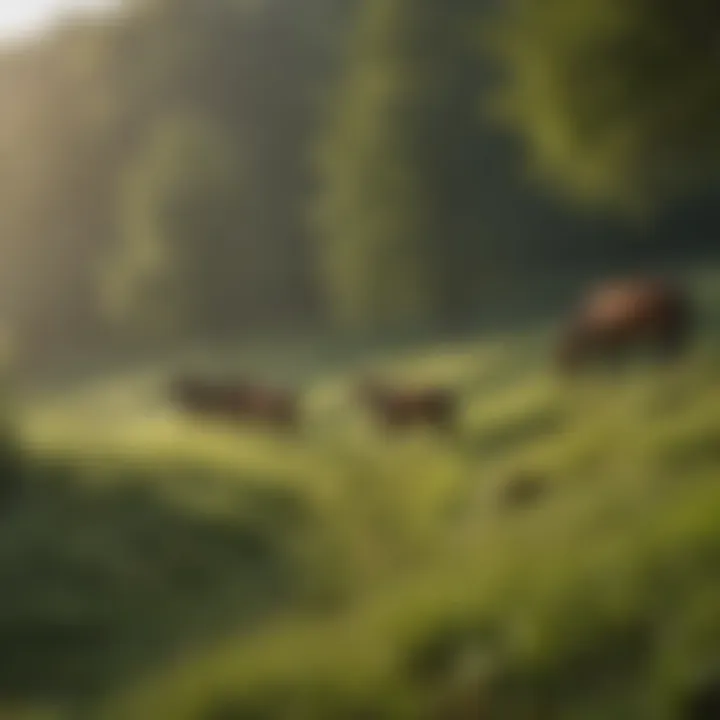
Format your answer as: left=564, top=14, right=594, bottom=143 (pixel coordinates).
left=0, top=0, right=116, bottom=40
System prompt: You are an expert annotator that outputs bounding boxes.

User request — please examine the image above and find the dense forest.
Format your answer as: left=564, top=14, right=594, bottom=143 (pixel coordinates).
left=0, top=0, right=718, bottom=369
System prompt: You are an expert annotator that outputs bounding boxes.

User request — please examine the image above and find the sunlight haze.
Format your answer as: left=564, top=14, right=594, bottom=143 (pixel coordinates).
left=0, top=0, right=116, bottom=39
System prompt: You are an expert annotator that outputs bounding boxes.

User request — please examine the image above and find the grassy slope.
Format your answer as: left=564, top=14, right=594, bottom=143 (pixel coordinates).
left=4, top=271, right=720, bottom=719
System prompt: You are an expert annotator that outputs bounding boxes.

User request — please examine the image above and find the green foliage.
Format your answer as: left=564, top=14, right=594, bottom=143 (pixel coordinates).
left=314, top=0, right=491, bottom=330
left=0, top=447, right=334, bottom=705
left=0, top=0, right=358, bottom=358
left=314, top=0, right=435, bottom=330
left=1, top=0, right=719, bottom=357
left=102, top=114, right=244, bottom=336
left=83, top=334, right=720, bottom=720
left=6, top=271, right=720, bottom=718
left=488, top=0, right=720, bottom=210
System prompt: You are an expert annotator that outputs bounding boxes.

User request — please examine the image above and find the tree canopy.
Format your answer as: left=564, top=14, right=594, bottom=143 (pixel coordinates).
left=488, top=0, right=720, bottom=210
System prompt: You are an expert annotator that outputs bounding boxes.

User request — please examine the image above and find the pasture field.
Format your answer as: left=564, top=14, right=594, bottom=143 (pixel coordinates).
left=2, top=269, right=720, bottom=719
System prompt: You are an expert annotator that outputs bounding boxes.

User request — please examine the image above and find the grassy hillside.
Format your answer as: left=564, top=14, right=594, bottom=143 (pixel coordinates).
left=3, top=270, right=720, bottom=719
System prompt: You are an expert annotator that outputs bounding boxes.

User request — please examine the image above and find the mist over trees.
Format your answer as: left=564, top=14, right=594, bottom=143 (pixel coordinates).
left=0, top=0, right=717, bottom=366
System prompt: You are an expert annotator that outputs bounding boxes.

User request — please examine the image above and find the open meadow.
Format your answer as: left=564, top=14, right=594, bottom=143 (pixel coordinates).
left=0, top=270, right=717, bottom=719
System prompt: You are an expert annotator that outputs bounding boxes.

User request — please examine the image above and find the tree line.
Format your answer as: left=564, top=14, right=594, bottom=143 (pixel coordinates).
left=0, top=0, right=717, bottom=367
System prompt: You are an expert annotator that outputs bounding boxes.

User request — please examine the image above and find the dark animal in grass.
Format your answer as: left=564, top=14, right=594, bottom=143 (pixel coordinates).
left=169, top=376, right=246, bottom=417
left=233, top=383, right=299, bottom=429
left=500, top=471, right=546, bottom=510
left=357, top=378, right=456, bottom=431
left=431, top=679, right=489, bottom=720
left=556, top=277, right=694, bottom=373
left=169, top=376, right=298, bottom=430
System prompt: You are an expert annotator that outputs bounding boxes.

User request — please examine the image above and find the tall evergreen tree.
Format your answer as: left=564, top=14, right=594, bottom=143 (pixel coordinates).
left=314, top=0, right=489, bottom=331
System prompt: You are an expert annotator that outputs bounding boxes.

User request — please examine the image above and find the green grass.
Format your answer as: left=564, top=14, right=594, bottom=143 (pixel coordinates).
left=2, top=272, right=720, bottom=719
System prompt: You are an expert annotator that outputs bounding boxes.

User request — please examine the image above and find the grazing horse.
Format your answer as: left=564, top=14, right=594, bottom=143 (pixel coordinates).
left=169, top=376, right=298, bottom=430
left=169, top=376, right=246, bottom=417
left=556, top=277, right=694, bottom=372
left=232, top=383, right=299, bottom=429
left=357, top=378, right=457, bottom=431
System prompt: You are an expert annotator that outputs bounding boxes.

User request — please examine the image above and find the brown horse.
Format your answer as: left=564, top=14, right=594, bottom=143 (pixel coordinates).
left=357, top=378, right=457, bottom=431
left=556, top=277, right=694, bottom=372
left=169, top=376, right=298, bottom=430
left=169, top=376, right=246, bottom=417
left=232, top=383, right=299, bottom=429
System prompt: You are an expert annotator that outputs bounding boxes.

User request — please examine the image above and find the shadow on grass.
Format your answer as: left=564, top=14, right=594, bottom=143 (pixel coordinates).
left=0, top=453, right=309, bottom=706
